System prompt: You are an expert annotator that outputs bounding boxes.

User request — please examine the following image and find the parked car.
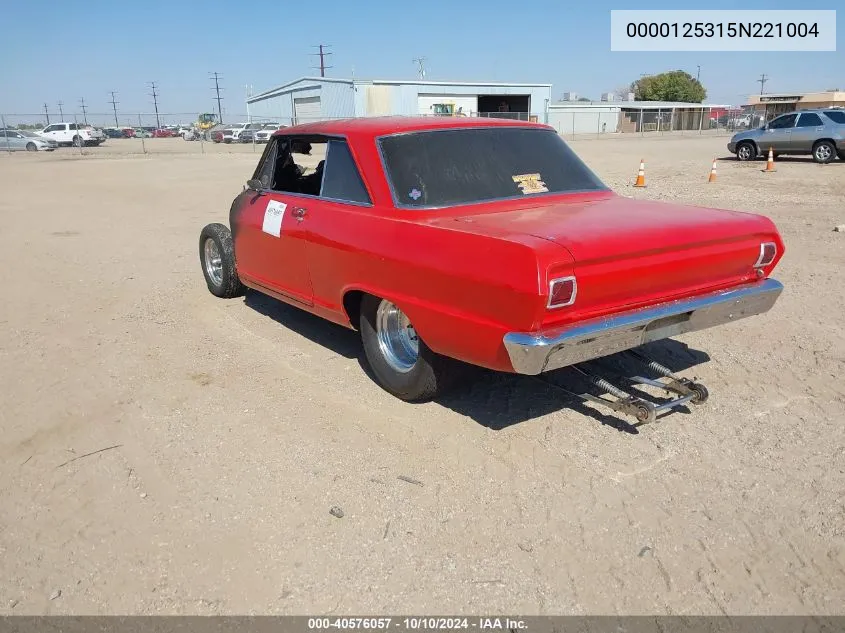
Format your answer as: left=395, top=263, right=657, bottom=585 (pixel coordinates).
left=152, top=128, right=175, bottom=138
left=133, top=129, right=152, bottom=138
left=0, top=128, right=58, bottom=151
left=239, top=129, right=258, bottom=143
left=103, top=128, right=125, bottom=139
left=729, top=109, right=845, bottom=163
left=198, top=117, right=785, bottom=421
left=39, top=122, right=106, bottom=147
left=253, top=123, right=284, bottom=143
left=212, top=130, right=226, bottom=143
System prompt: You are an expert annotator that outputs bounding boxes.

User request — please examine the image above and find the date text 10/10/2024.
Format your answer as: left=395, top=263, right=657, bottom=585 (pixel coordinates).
left=610, top=10, right=836, bottom=51
left=307, top=618, right=527, bottom=630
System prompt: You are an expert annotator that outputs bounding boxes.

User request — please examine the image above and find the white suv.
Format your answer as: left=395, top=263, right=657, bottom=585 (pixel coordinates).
left=40, top=122, right=106, bottom=147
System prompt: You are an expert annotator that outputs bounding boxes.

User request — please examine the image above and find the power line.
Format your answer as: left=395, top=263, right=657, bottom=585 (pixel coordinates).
left=43, top=103, right=50, bottom=125
left=210, top=72, right=224, bottom=123
left=412, top=57, right=427, bottom=80
left=57, top=101, right=64, bottom=119
left=109, top=91, right=119, bottom=128
left=79, top=97, right=88, bottom=124
left=757, top=73, right=769, bottom=95
left=311, top=45, right=333, bottom=77
left=148, top=82, right=161, bottom=129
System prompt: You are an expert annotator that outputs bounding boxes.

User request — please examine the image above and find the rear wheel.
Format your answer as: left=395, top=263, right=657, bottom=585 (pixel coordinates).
left=359, top=295, right=464, bottom=402
left=736, top=141, right=756, bottom=161
left=26, top=143, right=37, bottom=152
left=812, top=140, right=835, bottom=164
left=199, top=223, right=245, bottom=298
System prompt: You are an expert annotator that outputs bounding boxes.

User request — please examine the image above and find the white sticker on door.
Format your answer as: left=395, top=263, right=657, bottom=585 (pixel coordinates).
left=262, top=200, right=287, bottom=237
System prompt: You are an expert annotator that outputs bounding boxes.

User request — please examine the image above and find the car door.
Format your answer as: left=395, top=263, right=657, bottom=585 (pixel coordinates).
left=8, top=131, right=27, bottom=150
left=762, top=113, right=797, bottom=151
left=232, top=136, right=314, bottom=306
left=791, top=112, right=825, bottom=152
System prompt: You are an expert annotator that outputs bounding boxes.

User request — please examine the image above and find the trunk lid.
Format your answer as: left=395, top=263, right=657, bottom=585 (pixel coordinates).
left=453, top=194, right=780, bottom=322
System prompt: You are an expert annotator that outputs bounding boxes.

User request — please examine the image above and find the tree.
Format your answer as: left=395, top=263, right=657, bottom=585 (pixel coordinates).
left=631, top=71, right=707, bottom=103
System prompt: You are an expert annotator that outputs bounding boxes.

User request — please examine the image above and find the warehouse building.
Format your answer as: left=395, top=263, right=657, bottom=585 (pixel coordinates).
left=548, top=100, right=733, bottom=135
left=246, top=77, right=552, bottom=124
left=746, top=91, right=845, bottom=119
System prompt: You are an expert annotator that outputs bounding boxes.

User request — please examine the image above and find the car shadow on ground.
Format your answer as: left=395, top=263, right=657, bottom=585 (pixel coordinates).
left=718, top=155, right=844, bottom=166
left=243, top=290, right=711, bottom=434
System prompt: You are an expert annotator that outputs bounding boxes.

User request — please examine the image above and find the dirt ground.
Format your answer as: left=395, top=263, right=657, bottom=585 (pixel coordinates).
left=1, top=135, right=843, bottom=616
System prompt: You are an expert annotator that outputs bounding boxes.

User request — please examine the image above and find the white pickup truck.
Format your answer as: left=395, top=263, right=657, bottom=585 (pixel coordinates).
left=39, top=122, right=106, bottom=147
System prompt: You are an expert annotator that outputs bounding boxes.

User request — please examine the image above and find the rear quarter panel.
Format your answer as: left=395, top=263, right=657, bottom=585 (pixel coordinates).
left=305, top=201, right=565, bottom=371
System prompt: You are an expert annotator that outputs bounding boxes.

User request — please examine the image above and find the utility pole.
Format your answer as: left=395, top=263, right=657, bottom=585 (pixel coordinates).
left=109, top=91, right=119, bottom=128
left=311, top=45, right=333, bottom=77
left=413, top=57, right=427, bottom=80
left=757, top=73, right=769, bottom=95
left=148, top=82, right=161, bottom=129
left=210, top=72, right=224, bottom=124
left=79, top=97, right=88, bottom=124
left=57, top=101, right=64, bottom=119
left=696, top=65, right=701, bottom=82
left=43, top=103, right=50, bottom=125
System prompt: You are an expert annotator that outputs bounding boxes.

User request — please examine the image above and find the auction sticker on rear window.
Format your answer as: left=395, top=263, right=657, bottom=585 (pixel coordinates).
left=262, top=200, right=287, bottom=237
left=512, top=173, right=549, bottom=194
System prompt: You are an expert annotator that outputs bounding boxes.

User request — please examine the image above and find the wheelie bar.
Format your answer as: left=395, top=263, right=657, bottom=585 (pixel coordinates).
left=625, top=350, right=709, bottom=405
left=537, top=352, right=711, bottom=425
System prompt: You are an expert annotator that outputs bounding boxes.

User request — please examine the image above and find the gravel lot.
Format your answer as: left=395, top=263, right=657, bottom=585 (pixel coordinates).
left=1, top=135, right=843, bottom=615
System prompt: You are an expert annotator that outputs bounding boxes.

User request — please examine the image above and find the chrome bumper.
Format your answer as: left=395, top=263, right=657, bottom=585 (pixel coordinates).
left=503, top=278, right=784, bottom=375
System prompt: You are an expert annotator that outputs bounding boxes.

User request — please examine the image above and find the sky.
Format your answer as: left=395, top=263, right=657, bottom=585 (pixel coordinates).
left=0, top=0, right=842, bottom=124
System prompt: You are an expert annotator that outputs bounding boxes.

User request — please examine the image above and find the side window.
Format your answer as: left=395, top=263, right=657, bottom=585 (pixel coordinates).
left=823, top=110, right=845, bottom=124
left=769, top=114, right=797, bottom=129
left=796, top=113, right=823, bottom=127
left=253, top=138, right=278, bottom=189
left=69, top=123, right=78, bottom=130
left=270, top=137, right=327, bottom=196
left=44, top=124, right=59, bottom=132
left=320, top=140, right=372, bottom=204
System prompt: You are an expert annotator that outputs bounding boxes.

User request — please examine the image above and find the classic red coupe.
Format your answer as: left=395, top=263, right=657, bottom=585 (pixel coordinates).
left=199, top=117, right=784, bottom=422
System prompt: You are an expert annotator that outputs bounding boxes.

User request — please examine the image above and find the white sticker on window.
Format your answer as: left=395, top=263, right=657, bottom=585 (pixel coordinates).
left=262, top=200, right=287, bottom=237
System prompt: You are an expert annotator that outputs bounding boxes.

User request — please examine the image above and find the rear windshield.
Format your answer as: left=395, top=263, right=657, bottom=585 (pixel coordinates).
left=824, top=110, right=845, bottom=124
left=378, top=127, right=608, bottom=208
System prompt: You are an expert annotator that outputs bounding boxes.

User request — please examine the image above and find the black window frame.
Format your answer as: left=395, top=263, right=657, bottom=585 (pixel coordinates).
left=796, top=112, right=824, bottom=128
left=250, top=133, right=373, bottom=207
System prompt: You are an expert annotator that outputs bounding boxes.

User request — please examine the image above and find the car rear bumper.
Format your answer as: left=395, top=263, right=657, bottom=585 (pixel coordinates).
left=503, top=278, right=784, bottom=375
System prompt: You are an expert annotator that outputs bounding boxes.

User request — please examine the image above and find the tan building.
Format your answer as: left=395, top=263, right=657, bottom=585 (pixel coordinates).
left=748, top=91, right=845, bottom=119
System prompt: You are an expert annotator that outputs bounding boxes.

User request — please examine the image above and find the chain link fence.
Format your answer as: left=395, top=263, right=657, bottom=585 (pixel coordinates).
left=1, top=107, right=764, bottom=155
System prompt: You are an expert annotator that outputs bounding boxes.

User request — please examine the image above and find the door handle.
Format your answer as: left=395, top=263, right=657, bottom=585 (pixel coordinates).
left=292, top=206, right=307, bottom=221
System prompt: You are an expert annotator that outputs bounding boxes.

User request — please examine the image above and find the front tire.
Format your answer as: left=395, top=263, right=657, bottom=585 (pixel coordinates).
left=72, top=135, right=82, bottom=147
left=199, top=223, right=245, bottom=298
left=26, top=143, right=37, bottom=152
left=812, top=140, right=835, bottom=164
left=736, top=141, right=756, bottom=161
left=359, top=295, right=463, bottom=402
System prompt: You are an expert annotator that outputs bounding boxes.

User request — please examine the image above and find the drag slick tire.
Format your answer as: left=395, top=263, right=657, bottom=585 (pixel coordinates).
left=359, top=295, right=464, bottom=402
left=199, top=223, right=245, bottom=298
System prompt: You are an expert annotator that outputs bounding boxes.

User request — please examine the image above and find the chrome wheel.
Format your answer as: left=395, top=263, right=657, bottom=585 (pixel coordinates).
left=375, top=301, right=419, bottom=373
left=203, top=237, right=223, bottom=287
left=815, top=144, right=832, bottom=162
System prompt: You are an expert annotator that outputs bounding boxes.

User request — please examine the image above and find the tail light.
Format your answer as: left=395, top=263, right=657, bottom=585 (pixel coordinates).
left=754, top=242, right=777, bottom=268
left=547, top=276, right=577, bottom=309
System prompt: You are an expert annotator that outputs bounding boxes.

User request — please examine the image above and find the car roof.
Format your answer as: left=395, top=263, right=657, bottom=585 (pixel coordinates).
left=273, top=115, right=552, bottom=138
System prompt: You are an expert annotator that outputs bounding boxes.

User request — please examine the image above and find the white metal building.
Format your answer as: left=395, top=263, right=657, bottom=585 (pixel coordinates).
left=246, top=77, right=553, bottom=124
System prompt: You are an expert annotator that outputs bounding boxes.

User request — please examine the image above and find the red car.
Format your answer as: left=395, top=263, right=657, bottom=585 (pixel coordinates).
left=152, top=128, right=175, bottom=138
left=198, top=117, right=784, bottom=422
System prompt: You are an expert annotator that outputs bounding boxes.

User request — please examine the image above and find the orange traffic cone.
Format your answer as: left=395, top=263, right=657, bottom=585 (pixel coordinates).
left=763, top=147, right=776, bottom=172
left=633, top=159, right=646, bottom=187
left=708, top=158, right=717, bottom=183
